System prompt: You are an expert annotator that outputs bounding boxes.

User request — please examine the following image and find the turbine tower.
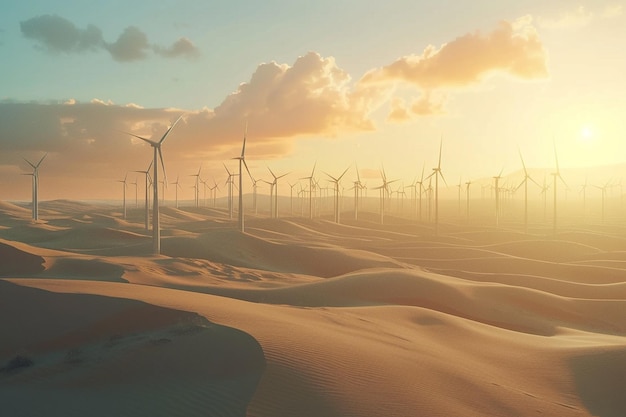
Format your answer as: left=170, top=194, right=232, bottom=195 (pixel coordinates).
left=124, top=115, right=183, bottom=255
left=22, top=153, right=47, bottom=221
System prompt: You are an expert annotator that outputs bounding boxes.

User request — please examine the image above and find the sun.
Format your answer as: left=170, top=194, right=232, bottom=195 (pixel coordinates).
left=580, top=125, right=594, bottom=142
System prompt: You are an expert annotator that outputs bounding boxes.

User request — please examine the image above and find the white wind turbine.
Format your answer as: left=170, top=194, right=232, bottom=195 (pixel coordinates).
left=594, top=179, right=611, bottom=222
left=268, top=167, right=289, bottom=219
left=493, top=168, right=504, bottom=227
left=517, top=149, right=540, bottom=233
left=372, top=166, right=397, bottom=225
left=223, top=164, right=238, bottom=219
left=189, top=165, right=202, bottom=208
left=551, top=142, right=568, bottom=235
left=134, top=160, right=153, bottom=231
left=232, top=123, right=252, bottom=232
left=324, top=166, right=350, bottom=224
left=117, top=173, right=128, bottom=220
left=124, top=115, right=183, bottom=255
left=351, top=163, right=365, bottom=220
left=22, top=153, right=47, bottom=221
left=465, top=180, right=472, bottom=221
left=301, top=162, right=317, bottom=219
left=426, top=139, right=447, bottom=234
left=131, top=176, right=138, bottom=208
left=171, top=175, right=182, bottom=209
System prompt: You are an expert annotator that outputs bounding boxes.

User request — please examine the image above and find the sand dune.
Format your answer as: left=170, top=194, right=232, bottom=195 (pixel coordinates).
left=1, top=200, right=625, bottom=417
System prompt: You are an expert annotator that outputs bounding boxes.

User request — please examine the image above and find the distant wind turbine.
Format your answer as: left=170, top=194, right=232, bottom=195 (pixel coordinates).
left=301, top=162, right=317, bottom=219
left=372, top=166, right=397, bottom=225
left=117, top=173, right=128, bottom=220
left=324, top=166, right=350, bottom=224
left=551, top=141, right=568, bottom=235
left=190, top=165, right=202, bottom=208
left=124, top=115, right=183, bottom=254
left=517, top=149, right=540, bottom=233
left=268, top=167, right=289, bottom=219
left=594, top=179, right=611, bottom=222
left=131, top=176, right=138, bottom=208
left=493, top=167, right=504, bottom=227
left=232, top=123, right=252, bottom=232
left=427, top=138, right=447, bottom=234
left=22, top=153, right=47, bottom=221
left=224, top=164, right=238, bottom=219
left=171, top=175, right=182, bottom=209
left=134, top=160, right=153, bottom=231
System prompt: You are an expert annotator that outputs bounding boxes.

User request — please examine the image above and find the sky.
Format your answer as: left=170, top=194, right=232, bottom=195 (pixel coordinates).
left=2, top=0, right=626, bottom=201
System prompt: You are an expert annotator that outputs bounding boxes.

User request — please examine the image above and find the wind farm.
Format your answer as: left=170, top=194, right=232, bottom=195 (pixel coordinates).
left=2, top=2, right=626, bottom=417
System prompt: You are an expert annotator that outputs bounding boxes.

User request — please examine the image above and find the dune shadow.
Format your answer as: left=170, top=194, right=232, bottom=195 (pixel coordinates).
left=0, top=241, right=45, bottom=276
left=569, top=349, right=626, bottom=417
left=0, top=280, right=265, bottom=417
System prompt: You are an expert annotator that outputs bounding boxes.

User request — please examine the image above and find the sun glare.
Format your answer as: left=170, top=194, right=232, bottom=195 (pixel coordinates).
left=580, top=125, right=594, bottom=142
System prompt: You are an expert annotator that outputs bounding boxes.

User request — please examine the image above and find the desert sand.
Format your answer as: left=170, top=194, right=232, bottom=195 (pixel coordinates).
left=1, top=198, right=625, bottom=417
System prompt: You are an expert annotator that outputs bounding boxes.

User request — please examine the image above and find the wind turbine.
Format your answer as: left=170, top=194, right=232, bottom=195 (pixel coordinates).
left=517, top=149, right=540, bottom=233
left=551, top=141, right=568, bottom=236
left=131, top=176, right=138, bottom=208
left=189, top=165, right=202, bottom=208
left=134, top=160, right=153, bottom=231
left=594, top=179, right=611, bottom=222
left=427, top=138, right=447, bottom=234
left=579, top=176, right=589, bottom=217
left=465, top=180, right=472, bottom=221
left=324, top=166, right=350, bottom=224
left=22, top=153, right=47, bottom=221
left=117, top=173, right=128, bottom=220
left=124, top=115, right=183, bottom=255
left=223, top=164, right=238, bottom=219
left=416, top=164, right=425, bottom=222
left=352, top=163, right=365, bottom=221
left=493, top=168, right=504, bottom=227
left=288, top=182, right=298, bottom=216
left=372, top=166, right=397, bottom=225
left=209, top=179, right=219, bottom=208
left=456, top=177, right=463, bottom=218
left=171, top=175, right=182, bottom=209
left=301, top=162, right=317, bottom=219
left=268, top=167, right=289, bottom=219
left=232, top=123, right=252, bottom=232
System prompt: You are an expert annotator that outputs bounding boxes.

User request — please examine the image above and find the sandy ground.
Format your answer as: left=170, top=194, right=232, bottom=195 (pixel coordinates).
left=1, top=199, right=625, bottom=417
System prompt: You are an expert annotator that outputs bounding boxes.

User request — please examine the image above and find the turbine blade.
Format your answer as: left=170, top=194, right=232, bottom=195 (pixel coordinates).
left=438, top=136, right=443, bottom=169
left=241, top=121, right=248, bottom=158
left=268, top=166, right=277, bottom=179
left=159, top=115, right=184, bottom=144
left=243, top=159, right=254, bottom=181
left=23, top=157, right=36, bottom=169
left=36, top=153, right=48, bottom=168
left=158, top=148, right=167, bottom=186
left=518, top=148, right=528, bottom=175
left=338, top=166, right=350, bottom=181
left=439, top=171, right=448, bottom=187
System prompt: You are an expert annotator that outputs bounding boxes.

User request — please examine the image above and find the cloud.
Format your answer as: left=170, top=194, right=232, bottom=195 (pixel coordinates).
left=153, top=37, right=199, bottom=59
left=20, top=14, right=104, bottom=53
left=361, top=16, right=547, bottom=90
left=105, top=26, right=150, bottom=61
left=20, top=14, right=199, bottom=61
left=359, top=16, right=548, bottom=121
